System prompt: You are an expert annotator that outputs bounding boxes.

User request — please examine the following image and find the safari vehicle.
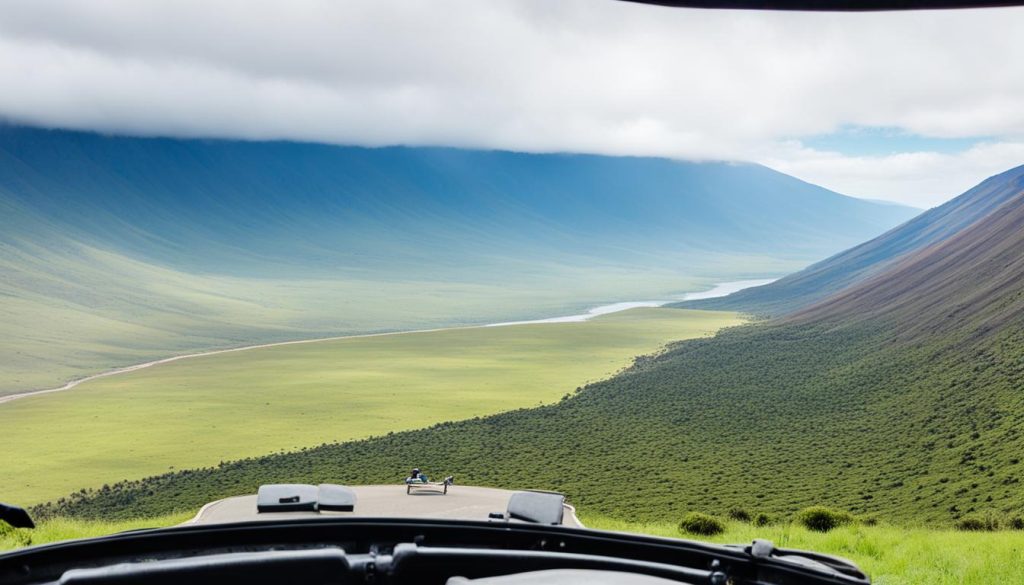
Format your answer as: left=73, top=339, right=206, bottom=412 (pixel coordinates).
left=0, top=491, right=870, bottom=585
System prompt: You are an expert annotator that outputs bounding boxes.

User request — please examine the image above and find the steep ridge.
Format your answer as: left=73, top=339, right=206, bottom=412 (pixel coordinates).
left=0, top=125, right=917, bottom=394
left=44, top=164, right=1024, bottom=526
left=677, top=164, right=1024, bottom=316
left=788, top=189, right=1024, bottom=339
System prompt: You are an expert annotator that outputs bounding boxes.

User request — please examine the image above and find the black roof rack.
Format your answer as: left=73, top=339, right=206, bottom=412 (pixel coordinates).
left=622, top=0, right=1024, bottom=11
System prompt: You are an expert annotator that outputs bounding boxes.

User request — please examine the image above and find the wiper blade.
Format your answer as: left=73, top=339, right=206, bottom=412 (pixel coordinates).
left=621, top=0, right=1024, bottom=11
left=727, top=539, right=868, bottom=581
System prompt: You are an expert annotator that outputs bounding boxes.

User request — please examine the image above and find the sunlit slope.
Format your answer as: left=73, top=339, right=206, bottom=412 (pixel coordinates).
left=51, top=166, right=1024, bottom=526
left=679, top=164, right=1024, bottom=316
left=0, top=125, right=915, bottom=393
left=1, top=308, right=742, bottom=506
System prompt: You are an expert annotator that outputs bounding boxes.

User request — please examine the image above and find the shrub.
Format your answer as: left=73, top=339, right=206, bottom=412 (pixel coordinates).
left=955, top=513, right=1000, bottom=531
left=1009, top=516, right=1024, bottom=530
left=795, top=506, right=855, bottom=532
left=727, top=508, right=752, bottom=522
left=678, top=512, right=726, bottom=536
left=0, top=522, right=32, bottom=547
left=753, top=513, right=771, bottom=527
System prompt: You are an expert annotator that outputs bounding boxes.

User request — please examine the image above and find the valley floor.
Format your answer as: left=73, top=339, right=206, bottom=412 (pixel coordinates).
left=0, top=307, right=742, bottom=506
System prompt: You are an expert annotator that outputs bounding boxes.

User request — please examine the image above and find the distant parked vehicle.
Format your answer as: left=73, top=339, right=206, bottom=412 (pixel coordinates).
left=405, top=472, right=454, bottom=495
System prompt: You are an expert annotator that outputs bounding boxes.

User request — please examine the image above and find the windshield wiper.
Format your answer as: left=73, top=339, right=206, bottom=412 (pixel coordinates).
left=726, top=539, right=867, bottom=581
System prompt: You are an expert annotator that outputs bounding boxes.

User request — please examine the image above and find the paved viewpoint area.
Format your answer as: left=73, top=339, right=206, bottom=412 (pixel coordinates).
left=189, top=485, right=581, bottom=527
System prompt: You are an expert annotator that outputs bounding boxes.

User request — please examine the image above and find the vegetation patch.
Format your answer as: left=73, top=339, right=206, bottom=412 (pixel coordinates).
left=795, top=506, right=856, bottom=532
left=678, top=512, right=726, bottom=536
left=954, top=513, right=1002, bottom=532
left=726, top=508, right=752, bottom=522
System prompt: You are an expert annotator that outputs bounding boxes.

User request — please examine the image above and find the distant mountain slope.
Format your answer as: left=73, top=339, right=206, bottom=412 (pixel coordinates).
left=678, top=164, right=1024, bottom=316
left=50, top=163, right=1024, bottom=526
left=0, top=125, right=916, bottom=394
left=789, top=188, right=1024, bottom=338
left=0, top=125, right=916, bottom=275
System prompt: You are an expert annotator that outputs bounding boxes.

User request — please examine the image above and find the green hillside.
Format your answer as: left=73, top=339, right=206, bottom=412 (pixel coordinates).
left=40, top=319, right=1023, bottom=526
left=38, top=165, right=1024, bottom=527
left=0, top=125, right=916, bottom=395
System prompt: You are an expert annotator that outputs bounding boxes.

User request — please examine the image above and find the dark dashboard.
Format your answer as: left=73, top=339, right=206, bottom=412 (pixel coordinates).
left=0, top=517, right=869, bottom=585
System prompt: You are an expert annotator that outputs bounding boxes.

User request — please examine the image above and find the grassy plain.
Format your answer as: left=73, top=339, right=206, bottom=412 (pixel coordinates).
left=1, top=231, right=728, bottom=395
left=583, top=515, right=1024, bottom=585
left=1, top=308, right=742, bottom=506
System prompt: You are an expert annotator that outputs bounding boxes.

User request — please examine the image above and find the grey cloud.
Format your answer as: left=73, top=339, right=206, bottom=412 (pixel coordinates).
left=0, top=0, right=1022, bottom=206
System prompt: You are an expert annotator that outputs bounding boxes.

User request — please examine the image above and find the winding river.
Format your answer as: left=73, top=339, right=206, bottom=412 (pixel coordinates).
left=486, top=278, right=774, bottom=326
left=0, top=278, right=775, bottom=405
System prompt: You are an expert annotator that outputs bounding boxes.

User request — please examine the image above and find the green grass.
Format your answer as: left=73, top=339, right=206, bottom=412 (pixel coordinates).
left=0, top=513, right=191, bottom=551
left=582, top=515, right=1024, bottom=585
left=1, top=308, right=742, bottom=507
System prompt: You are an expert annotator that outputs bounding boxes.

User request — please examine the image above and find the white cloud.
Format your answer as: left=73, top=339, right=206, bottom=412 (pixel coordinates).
left=0, top=0, right=1022, bottom=206
left=760, top=141, right=1024, bottom=208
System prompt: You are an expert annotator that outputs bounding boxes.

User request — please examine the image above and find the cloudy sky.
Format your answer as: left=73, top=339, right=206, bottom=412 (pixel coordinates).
left=1, top=0, right=1023, bottom=207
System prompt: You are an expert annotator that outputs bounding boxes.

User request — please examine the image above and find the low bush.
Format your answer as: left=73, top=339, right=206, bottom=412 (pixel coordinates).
left=795, top=506, right=856, bottom=532
left=955, top=513, right=1000, bottom=531
left=753, top=513, right=771, bottom=527
left=678, top=512, right=726, bottom=536
left=1009, top=516, right=1024, bottom=530
left=727, top=508, right=752, bottom=522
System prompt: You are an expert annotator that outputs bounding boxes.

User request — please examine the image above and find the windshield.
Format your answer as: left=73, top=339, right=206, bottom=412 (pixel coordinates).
left=2, top=1, right=1023, bottom=583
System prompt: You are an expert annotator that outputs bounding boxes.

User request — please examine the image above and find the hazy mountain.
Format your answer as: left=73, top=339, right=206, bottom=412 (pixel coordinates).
left=678, top=164, right=1024, bottom=316
left=0, top=125, right=918, bottom=275
left=57, top=162, right=1024, bottom=525
left=0, top=125, right=916, bottom=393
